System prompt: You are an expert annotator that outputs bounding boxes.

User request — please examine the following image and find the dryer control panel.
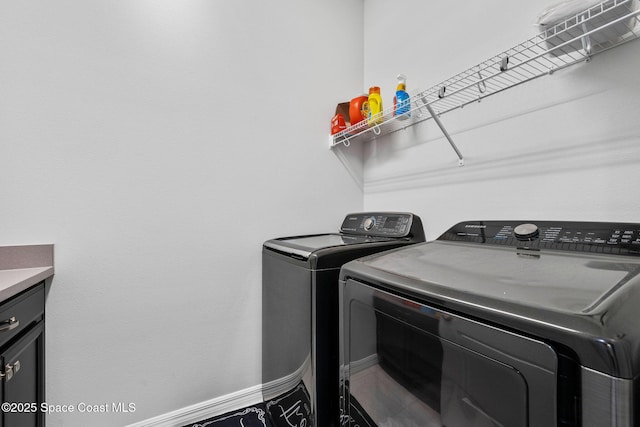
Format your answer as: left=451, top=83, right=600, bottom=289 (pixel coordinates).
left=341, top=212, right=424, bottom=239
left=439, top=220, right=640, bottom=256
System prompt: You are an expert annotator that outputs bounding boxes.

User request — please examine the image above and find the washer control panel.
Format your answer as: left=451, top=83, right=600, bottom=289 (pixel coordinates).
left=341, top=212, right=419, bottom=238
left=439, top=220, right=640, bottom=255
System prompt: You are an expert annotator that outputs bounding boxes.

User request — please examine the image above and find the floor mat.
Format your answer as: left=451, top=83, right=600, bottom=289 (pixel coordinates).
left=264, top=382, right=312, bottom=427
left=185, top=404, right=272, bottom=427
left=185, top=381, right=375, bottom=427
left=344, top=396, right=377, bottom=427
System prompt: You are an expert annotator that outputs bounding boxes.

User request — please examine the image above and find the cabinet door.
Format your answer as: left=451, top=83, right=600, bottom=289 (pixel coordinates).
left=1, top=322, right=45, bottom=427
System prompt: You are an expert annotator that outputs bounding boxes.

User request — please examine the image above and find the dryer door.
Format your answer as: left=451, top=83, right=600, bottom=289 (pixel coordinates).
left=341, top=279, right=559, bottom=427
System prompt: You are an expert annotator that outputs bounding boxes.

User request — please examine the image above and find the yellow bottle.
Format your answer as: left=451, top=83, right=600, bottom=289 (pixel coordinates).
left=367, top=86, right=383, bottom=126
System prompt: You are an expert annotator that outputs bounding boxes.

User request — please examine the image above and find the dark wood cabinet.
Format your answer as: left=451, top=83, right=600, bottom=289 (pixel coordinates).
left=0, top=283, right=45, bottom=427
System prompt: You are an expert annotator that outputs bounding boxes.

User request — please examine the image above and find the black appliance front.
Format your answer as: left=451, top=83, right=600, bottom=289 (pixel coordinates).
left=262, top=212, right=425, bottom=427
left=340, top=220, right=640, bottom=427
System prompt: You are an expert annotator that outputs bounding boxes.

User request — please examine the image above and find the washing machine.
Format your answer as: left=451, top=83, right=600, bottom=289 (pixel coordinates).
left=262, top=212, right=425, bottom=427
left=340, top=220, right=640, bottom=427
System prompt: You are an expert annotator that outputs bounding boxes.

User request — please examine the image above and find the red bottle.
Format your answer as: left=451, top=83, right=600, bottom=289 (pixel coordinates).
left=331, top=114, right=347, bottom=135
left=349, top=95, right=369, bottom=125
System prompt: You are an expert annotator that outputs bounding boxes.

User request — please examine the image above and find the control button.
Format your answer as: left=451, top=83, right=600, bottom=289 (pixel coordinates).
left=514, top=223, right=539, bottom=241
left=363, top=217, right=376, bottom=231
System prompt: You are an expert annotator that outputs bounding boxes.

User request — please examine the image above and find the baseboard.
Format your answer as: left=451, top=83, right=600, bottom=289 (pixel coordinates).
left=262, top=354, right=311, bottom=401
left=127, top=356, right=313, bottom=427
left=125, top=385, right=263, bottom=427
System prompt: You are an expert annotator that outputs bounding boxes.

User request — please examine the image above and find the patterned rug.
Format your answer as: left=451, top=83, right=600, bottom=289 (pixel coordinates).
left=184, top=383, right=311, bottom=427
left=265, top=382, right=312, bottom=427
left=341, top=396, right=377, bottom=427
left=186, top=404, right=272, bottom=427
left=184, top=381, right=376, bottom=427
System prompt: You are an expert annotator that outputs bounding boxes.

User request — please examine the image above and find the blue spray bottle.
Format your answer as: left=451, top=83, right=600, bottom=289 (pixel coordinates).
left=393, top=74, right=411, bottom=120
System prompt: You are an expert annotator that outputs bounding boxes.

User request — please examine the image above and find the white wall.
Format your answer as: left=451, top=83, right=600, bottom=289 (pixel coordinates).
left=362, top=0, right=640, bottom=239
left=0, top=1, right=364, bottom=425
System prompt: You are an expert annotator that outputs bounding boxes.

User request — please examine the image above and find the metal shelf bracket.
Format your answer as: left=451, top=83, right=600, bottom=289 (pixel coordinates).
left=422, top=100, right=465, bottom=166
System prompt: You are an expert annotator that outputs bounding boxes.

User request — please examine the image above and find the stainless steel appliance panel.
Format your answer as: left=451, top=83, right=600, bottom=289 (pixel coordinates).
left=342, top=280, right=558, bottom=427
left=262, top=253, right=313, bottom=397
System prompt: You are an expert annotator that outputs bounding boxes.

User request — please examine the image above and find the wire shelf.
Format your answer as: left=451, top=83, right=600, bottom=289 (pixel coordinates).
left=330, top=0, right=640, bottom=152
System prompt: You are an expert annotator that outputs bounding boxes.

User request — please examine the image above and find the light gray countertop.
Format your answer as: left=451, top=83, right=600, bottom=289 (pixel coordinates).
left=0, top=245, right=54, bottom=302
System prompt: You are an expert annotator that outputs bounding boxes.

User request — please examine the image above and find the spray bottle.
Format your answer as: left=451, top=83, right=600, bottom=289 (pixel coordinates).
left=393, top=74, right=410, bottom=120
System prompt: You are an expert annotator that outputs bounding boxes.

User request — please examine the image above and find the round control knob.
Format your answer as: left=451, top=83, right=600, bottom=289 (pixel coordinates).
left=514, top=223, right=539, bottom=241
left=363, top=217, right=376, bottom=231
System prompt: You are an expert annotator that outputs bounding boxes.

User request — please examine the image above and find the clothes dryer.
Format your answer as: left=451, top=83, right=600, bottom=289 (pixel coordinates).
left=340, top=220, right=640, bottom=427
